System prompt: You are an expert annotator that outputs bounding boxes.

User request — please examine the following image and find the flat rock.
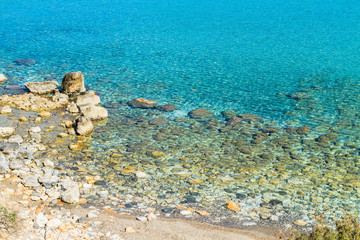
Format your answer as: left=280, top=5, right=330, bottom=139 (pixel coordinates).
left=46, top=218, right=62, bottom=229
left=128, top=98, right=157, bottom=109
left=24, top=81, right=59, bottom=94
left=61, top=71, right=86, bottom=95
left=22, top=175, right=40, bottom=188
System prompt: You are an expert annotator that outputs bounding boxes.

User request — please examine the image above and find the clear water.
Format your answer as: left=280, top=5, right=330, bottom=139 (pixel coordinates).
left=1, top=0, right=360, bottom=225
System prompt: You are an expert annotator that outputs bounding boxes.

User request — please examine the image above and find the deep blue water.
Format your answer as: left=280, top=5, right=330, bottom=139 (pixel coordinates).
left=2, top=0, right=360, bottom=126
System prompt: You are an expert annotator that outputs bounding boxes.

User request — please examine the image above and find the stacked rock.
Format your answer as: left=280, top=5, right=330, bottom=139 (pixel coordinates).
left=60, top=71, right=108, bottom=136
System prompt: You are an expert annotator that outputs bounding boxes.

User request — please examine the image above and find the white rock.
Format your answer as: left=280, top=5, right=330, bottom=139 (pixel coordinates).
left=87, top=211, right=98, bottom=219
left=34, top=212, right=48, bottom=228
left=0, top=127, right=15, bottom=138
left=75, top=117, right=93, bottom=136
left=136, top=216, right=147, bottom=222
left=8, top=135, right=23, bottom=144
left=43, top=159, right=54, bottom=168
left=46, top=218, right=62, bottom=229
left=135, top=171, right=149, bottom=178
left=0, top=74, right=7, bottom=82
left=1, top=105, right=12, bottom=114
left=180, top=210, right=192, bottom=215
left=61, top=180, right=80, bottom=204
left=67, top=102, right=79, bottom=113
left=29, top=126, right=41, bottom=133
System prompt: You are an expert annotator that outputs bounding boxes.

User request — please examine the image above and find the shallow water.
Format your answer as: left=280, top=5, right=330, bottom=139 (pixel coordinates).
left=1, top=0, right=360, bottom=226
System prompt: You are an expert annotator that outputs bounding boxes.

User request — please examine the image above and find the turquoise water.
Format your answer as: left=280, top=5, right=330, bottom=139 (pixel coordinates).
left=2, top=0, right=360, bottom=124
left=2, top=0, right=360, bottom=225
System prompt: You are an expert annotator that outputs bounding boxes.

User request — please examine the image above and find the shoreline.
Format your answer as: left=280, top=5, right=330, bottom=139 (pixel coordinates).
left=0, top=75, right=356, bottom=238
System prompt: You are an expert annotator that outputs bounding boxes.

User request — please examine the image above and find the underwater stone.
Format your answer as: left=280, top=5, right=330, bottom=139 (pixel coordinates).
left=14, top=58, right=37, bottom=66
left=155, top=104, right=178, bottom=112
left=296, top=126, right=311, bottom=135
left=288, top=91, right=311, bottom=100
left=128, top=98, right=157, bottom=108
left=61, top=71, right=86, bottom=95
left=0, top=127, right=15, bottom=138
left=188, top=108, right=214, bottom=119
left=24, top=81, right=59, bottom=94
left=240, top=114, right=263, bottom=121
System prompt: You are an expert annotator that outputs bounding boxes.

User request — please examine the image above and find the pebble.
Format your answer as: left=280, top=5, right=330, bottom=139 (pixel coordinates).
left=294, top=219, right=307, bottom=226
left=29, top=126, right=41, bottom=133
left=34, top=212, right=48, bottom=228
left=226, top=201, right=241, bottom=212
left=180, top=210, right=192, bottom=215
left=136, top=216, right=147, bottom=221
left=125, top=227, right=136, bottom=233
left=1, top=105, right=12, bottom=114
left=46, top=218, right=62, bottom=229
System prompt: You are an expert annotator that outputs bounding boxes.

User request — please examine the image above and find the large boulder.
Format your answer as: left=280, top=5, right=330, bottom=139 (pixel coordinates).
left=76, top=91, right=100, bottom=107
left=128, top=98, right=157, bottom=109
left=75, top=117, right=93, bottom=136
left=0, top=74, right=7, bottom=83
left=81, top=105, right=108, bottom=121
left=24, top=81, right=59, bottom=94
left=61, top=71, right=86, bottom=95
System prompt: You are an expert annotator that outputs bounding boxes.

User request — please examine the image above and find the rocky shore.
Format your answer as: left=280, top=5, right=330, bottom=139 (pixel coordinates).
left=0, top=71, right=358, bottom=239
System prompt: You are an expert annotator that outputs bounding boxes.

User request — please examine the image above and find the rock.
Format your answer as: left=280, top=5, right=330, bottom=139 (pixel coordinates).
left=0, top=155, right=9, bottom=174
left=1, top=105, right=12, bottom=114
left=34, top=213, right=48, bottom=228
left=46, top=218, right=62, bottom=229
left=69, top=142, right=85, bottom=150
left=14, top=58, right=37, bottom=66
left=180, top=210, right=192, bottom=215
left=149, top=118, right=168, bottom=125
left=9, top=159, right=24, bottom=170
left=155, top=104, right=178, bottom=112
left=135, top=171, right=149, bottom=178
left=22, top=175, right=40, bottom=188
left=87, top=211, right=98, bottom=219
left=24, top=81, right=59, bottom=94
left=61, top=180, right=80, bottom=204
left=8, top=135, right=23, bottom=144
left=29, top=127, right=41, bottom=133
left=61, top=71, right=86, bottom=95
left=288, top=92, right=311, bottom=100
left=296, top=126, right=311, bottom=135
left=128, top=98, right=157, bottom=109
left=67, top=102, right=79, bottom=113
left=81, top=105, right=108, bottom=121
left=38, top=111, right=52, bottom=118
left=294, top=219, right=307, bottom=226
left=43, top=159, right=54, bottom=168
left=221, top=110, right=239, bottom=120
left=188, top=108, right=214, bottom=119
left=76, top=91, right=100, bottom=107
left=125, top=227, right=136, bottom=233
left=0, top=74, right=7, bottom=83
left=136, top=216, right=147, bottom=221
left=0, top=127, right=15, bottom=138
left=225, top=201, right=241, bottom=212
left=148, top=151, right=166, bottom=159
left=260, top=212, right=272, bottom=220
left=75, top=117, right=93, bottom=136
left=241, top=114, right=263, bottom=121
left=19, top=116, right=28, bottom=122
